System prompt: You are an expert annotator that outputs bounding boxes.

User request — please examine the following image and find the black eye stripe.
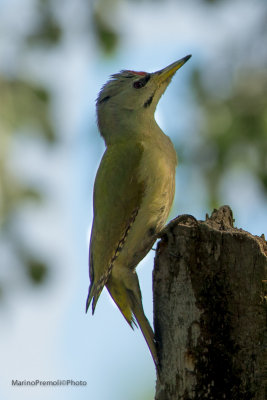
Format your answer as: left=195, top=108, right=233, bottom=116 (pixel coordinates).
left=99, top=95, right=111, bottom=104
left=144, top=94, right=154, bottom=108
left=133, top=74, right=151, bottom=89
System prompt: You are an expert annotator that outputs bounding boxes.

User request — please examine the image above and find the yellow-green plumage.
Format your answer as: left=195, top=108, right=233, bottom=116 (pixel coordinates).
left=87, top=141, right=144, bottom=316
left=86, top=55, right=191, bottom=369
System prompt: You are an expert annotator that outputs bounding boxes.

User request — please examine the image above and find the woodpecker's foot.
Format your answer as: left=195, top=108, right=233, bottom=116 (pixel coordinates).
left=158, top=214, right=198, bottom=238
left=171, top=214, right=198, bottom=226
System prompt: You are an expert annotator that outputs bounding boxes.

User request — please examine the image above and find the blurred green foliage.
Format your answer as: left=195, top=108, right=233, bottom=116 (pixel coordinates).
left=190, top=68, right=267, bottom=208
left=93, top=10, right=119, bottom=55
left=0, top=79, right=55, bottom=142
left=26, top=0, right=62, bottom=45
left=0, top=79, right=55, bottom=286
left=92, top=0, right=120, bottom=55
left=26, top=258, right=48, bottom=284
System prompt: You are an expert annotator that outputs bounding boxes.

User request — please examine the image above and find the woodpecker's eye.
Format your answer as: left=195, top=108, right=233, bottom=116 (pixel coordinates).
left=133, top=80, right=145, bottom=89
left=133, top=74, right=151, bottom=89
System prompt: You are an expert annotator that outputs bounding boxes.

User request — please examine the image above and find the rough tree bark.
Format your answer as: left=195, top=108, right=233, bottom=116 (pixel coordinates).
left=153, top=205, right=267, bottom=400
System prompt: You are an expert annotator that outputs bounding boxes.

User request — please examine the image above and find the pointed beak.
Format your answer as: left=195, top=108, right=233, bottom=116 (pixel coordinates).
left=154, top=55, right=192, bottom=84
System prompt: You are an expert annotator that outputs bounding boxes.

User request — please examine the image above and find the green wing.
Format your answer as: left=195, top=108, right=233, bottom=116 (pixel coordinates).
left=86, top=140, right=144, bottom=313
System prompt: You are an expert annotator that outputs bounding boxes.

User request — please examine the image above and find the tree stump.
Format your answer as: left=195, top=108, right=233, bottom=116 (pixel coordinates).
left=154, top=205, right=267, bottom=400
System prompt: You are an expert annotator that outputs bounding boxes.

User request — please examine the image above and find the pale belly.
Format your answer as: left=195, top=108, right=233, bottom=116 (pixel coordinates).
left=113, top=145, right=176, bottom=271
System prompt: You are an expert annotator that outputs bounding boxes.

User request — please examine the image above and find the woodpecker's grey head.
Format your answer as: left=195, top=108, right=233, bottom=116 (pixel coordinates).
left=96, top=55, right=191, bottom=145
